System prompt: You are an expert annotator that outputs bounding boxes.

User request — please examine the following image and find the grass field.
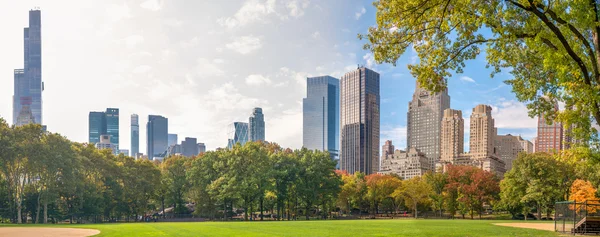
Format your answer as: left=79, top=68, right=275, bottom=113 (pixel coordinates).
left=1, top=219, right=560, bottom=236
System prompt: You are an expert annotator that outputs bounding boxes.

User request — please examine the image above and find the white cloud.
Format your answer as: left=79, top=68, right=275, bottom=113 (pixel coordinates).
left=381, top=125, right=407, bottom=149
left=122, top=35, right=145, bottom=48
left=363, top=53, right=375, bottom=68
left=460, top=76, right=475, bottom=83
left=355, top=7, right=366, bottom=20
left=286, top=0, right=310, bottom=18
left=491, top=100, right=537, bottom=129
left=140, top=0, right=163, bottom=11
left=196, top=58, right=225, bottom=77
left=218, top=0, right=277, bottom=28
left=226, top=35, right=263, bottom=54
left=132, top=65, right=152, bottom=74
left=311, top=31, right=320, bottom=39
left=245, top=74, right=272, bottom=86
left=106, top=3, right=132, bottom=22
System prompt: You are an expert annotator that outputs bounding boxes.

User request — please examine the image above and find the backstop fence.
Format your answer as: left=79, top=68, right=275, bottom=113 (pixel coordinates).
left=555, top=200, right=600, bottom=234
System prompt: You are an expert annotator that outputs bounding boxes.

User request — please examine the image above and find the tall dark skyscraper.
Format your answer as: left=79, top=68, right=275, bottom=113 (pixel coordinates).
left=105, top=108, right=119, bottom=150
left=249, top=107, right=265, bottom=142
left=89, top=112, right=107, bottom=144
left=131, top=114, right=139, bottom=156
left=303, top=76, right=339, bottom=161
left=88, top=108, right=119, bottom=152
left=407, top=81, right=450, bottom=171
left=13, top=10, right=43, bottom=126
left=147, top=115, right=168, bottom=160
left=182, top=137, right=198, bottom=157
left=339, top=67, right=380, bottom=175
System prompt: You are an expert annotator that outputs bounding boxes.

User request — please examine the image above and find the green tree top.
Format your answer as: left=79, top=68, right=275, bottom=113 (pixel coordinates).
left=362, top=0, right=600, bottom=142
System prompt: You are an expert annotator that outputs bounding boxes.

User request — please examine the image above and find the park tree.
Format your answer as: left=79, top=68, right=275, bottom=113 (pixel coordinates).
left=365, top=174, right=402, bottom=215
left=296, top=148, right=340, bottom=220
left=396, top=176, right=431, bottom=218
left=271, top=149, right=299, bottom=220
left=570, top=179, right=598, bottom=203
left=423, top=172, right=448, bottom=217
left=160, top=155, right=190, bottom=215
left=501, top=152, right=572, bottom=220
left=362, top=0, right=600, bottom=143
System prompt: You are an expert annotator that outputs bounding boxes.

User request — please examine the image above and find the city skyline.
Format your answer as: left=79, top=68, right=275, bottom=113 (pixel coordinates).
left=1, top=2, right=544, bottom=154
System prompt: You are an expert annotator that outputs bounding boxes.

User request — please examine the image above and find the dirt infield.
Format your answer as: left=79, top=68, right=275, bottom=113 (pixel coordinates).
left=0, top=227, right=100, bottom=237
left=493, top=223, right=555, bottom=232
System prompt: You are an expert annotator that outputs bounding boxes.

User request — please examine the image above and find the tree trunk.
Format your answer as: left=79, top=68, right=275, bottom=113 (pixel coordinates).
left=161, top=198, right=165, bottom=219
left=260, top=196, right=264, bottom=221
left=414, top=202, right=418, bottom=219
left=17, top=198, right=22, bottom=224
left=35, top=192, right=41, bottom=224
left=43, top=199, right=48, bottom=224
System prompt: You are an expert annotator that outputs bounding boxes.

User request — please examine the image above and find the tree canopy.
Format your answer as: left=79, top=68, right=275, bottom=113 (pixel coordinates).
left=362, top=0, right=600, bottom=142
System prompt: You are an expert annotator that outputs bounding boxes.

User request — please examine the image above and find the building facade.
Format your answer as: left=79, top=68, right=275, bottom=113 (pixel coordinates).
left=168, top=134, right=178, bottom=147
left=440, top=109, right=464, bottom=164
left=89, top=111, right=107, bottom=144
left=382, top=140, right=395, bottom=158
left=469, top=105, right=505, bottom=176
left=182, top=137, right=199, bottom=157
left=379, top=147, right=430, bottom=180
left=227, top=122, right=249, bottom=149
left=303, top=76, right=340, bottom=161
left=105, top=108, right=119, bottom=151
left=339, top=67, right=380, bottom=174
left=131, top=114, right=139, bottom=156
left=147, top=115, right=168, bottom=160
left=535, top=102, right=563, bottom=153
left=198, top=143, right=206, bottom=154
left=96, top=135, right=117, bottom=154
left=494, top=134, right=528, bottom=171
left=13, top=10, right=43, bottom=126
left=249, top=107, right=265, bottom=142
left=407, top=81, right=451, bottom=171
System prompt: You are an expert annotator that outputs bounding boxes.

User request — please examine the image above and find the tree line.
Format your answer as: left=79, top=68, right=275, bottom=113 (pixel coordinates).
left=2, top=118, right=600, bottom=223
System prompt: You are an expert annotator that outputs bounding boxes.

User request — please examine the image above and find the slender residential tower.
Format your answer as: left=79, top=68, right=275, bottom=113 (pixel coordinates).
left=303, top=76, right=340, bottom=160
left=147, top=115, right=168, bottom=160
left=249, top=107, right=265, bottom=142
left=14, top=10, right=43, bottom=126
left=131, top=114, right=139, bottom=156
left=407, top=81, right=450, bottom=171
left=339, top=66, right=380, bottom=175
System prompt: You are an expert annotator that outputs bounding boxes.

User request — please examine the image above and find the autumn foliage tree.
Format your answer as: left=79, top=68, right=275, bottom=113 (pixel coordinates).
left=570, top=179, right=599, bottom=213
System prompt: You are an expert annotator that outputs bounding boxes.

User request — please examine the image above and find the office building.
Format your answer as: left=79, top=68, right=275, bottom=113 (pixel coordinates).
left=520, top=137, right=534, bottom=153
left=182, top=137, right=199, bottom=157
left=382, top=140, right=394, bottom=158
left=469, top=105, right=505, bottom=176
left=96, top=135, right=117, bottom=154
left=168, top=134, right=178, bottom=146
left=536, top=101, right=563, bottom=153
left=249, top=108, right=265, bottom=142
left=131, top=114, right=139, bottom=156
left=105, top=108, right=119, bottom=151
left=339, top=67, right=380, bottom=174
left=379, top=147, right=430, bottom=180
left=13, top=10, right=43, bottom=126
left=227, top=122, right=249, bottom=149
left=198, top=143, right=206, bottom=154
left=407, top=81, right=450, bottom=171
left=147, top=115, right=168, bottom=160
left=440, top=109, right=464, bottom=164
left=89, top=111, right=107, bottom=144
left=494, top=134, right=529, bottom=171
left=303, top=76, right=340, bottom=160
left=166, top=144, right=182, bottom=157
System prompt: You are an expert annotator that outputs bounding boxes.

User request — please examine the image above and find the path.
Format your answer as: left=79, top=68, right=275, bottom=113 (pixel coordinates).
left=493, top=223, right=555, bottom=231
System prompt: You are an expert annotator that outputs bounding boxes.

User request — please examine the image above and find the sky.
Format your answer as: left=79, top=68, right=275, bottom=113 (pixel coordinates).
left=0, top=0, right=538, bottom=153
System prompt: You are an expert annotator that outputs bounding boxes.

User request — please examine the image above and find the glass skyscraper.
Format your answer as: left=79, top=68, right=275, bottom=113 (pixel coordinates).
left=227, top=122, right=248, bottom=149
left=339, top=67, right=380, bottom=175
left=105, top=108, right=119, bottom=151
left=303, top=76, right=339, bottom=161
left=249, top=108, right=265, bottom=142
left=168, top=134, right=178, bottom=146
left=89, top=112, right=107, bottom=144
left=131, top=114, right=139, bottom=156
left=88, top=108, right=119, bottom=153
left=147, top=115, right=168, bottom=160
left=13, top=10, right=43, bottom=126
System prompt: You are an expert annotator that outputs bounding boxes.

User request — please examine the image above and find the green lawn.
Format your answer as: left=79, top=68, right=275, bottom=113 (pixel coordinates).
left=2, top=219, right=559, bottom=237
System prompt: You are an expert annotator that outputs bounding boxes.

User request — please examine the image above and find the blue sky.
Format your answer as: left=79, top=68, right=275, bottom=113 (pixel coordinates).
left=0, top=0, right=537, bottom=152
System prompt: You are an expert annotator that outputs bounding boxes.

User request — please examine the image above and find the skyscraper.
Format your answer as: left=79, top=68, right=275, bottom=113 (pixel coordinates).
left=303, top=76, right=339, bottom=160
left=198, top=143, right=206, bottom=154
left=535, top=102, right=563, bottom=153
left=407, top=81, right=450, bottom=171
left=227, top=122, right=248, bottom=149
left=339, top=67, right=380, bottom=175
left=249, top=108, right=266, bottom=142
left=182, top=137, right=199, bottom=157
left=13, top=10, right=43, bottom=126
left=168, top=134, right=178, bottom=146
left=131, top=114, right=139, bottom=156
left=469, top=104, right=505, bottom=176
left=89, top=112, right=107, bottom=144
left=105, top=108, right=119, bottom=151
left=440, top=109, right=464, bottom=163
left=147, top=115, right=168, bottom=160
left=382, top=140, right=395, bottom=158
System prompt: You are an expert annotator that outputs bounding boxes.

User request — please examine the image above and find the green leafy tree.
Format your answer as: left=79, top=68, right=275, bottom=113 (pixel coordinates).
left=396, top=176, right=431, bottom=218
left=423, top=172, right=448, bottom=217
left=362, top=0, right=600, bottom=142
